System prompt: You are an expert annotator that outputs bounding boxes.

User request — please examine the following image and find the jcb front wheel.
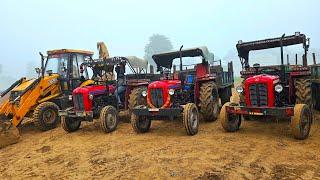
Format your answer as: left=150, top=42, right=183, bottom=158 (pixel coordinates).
left=61, top=116, right=81, bottom=133
left=183, top=103, right=199, bottom=136
left=220, top=102, right=241, bottom=132
left=33, top=102, right=60, bottom=131
left=291, top=104, right=312, bottom=140
left=100, top=105, right=119, bottom=133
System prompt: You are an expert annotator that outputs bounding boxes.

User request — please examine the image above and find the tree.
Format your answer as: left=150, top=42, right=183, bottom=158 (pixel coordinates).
left=144, top=34, right=173, bottom=67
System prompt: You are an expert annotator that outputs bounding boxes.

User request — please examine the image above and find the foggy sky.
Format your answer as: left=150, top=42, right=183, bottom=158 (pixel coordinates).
left=0, top=0, right=319, bottom=80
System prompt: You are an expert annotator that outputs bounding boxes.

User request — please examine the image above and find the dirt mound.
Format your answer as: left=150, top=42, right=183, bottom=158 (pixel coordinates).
left=0, top=121, right=20, bottom=148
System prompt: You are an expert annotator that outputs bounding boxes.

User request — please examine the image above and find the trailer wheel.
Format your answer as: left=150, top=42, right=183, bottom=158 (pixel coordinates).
left=99, top=105, right=119, bottom=133
left=61, top=116, right=81, bottom=133
left=220, top=102, right=241, bottom=132
left=183, top=103, right=199, bottom=136
left=199, top=82, right=219, bottom=122
left=291, top=104, right=312, bottom=140
left=33, top=102, right=60, bottom=131
left=295, top=78, right=312, bottom=108
left=128, top=86, right=147, bottom=112
left=131, top=106, right=151, bottom=133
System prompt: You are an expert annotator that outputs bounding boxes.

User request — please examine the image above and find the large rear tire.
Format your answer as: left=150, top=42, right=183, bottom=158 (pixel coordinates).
left=99, top=105, right=119, bottom=133
left=291, top=104, right=312, bottom=140
left=61, top=116, right=81, bottom=133
left=295, top=78, right=312, bottom=108
left=199, top=82, right=219, bottom=122
left=220, top=102, right=241, bottom=132
left=183, top=103, right=199, bottom=136
left=33, top=102, right=60, bottom=131
left=131, top=106, right=151, bottom=134
left=128, top=86, right=147, bottom=114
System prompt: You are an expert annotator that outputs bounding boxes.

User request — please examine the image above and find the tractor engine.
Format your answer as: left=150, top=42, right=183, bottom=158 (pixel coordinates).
left=72, top=85, right=116, bottom=117
left=146, top=80, right=182, bottom=109
left=239, top=74, right=282, bottom=107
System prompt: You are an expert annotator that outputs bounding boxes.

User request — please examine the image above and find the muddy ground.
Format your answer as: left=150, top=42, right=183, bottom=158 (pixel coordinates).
left=0, top=112, right=319, bottom=179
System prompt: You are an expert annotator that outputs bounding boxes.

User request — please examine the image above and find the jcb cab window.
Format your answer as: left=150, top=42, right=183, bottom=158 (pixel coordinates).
left=45, top=54, right=68, bottom=78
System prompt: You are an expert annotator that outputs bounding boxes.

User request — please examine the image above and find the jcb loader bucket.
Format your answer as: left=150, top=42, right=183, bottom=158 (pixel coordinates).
left=0, top=120, right=20, bottom=148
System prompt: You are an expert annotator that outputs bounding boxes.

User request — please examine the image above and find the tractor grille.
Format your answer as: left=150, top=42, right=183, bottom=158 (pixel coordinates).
left=73, top=94, right=85, bottom=111
left=249, top=83, right=268, bottom=106
left=150, top=88, right=164, bottom=108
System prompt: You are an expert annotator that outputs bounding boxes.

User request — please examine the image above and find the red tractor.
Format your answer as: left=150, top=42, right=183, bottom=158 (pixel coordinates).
left=58, top=56, right=159, bottom=133
left=131, top=46, right=234, bottom=135
left=220, top=32, right=320, bottom=140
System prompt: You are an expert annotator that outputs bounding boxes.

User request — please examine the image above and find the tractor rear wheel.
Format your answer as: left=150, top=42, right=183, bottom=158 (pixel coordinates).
left=183, top=103, right=199, bottom=136
left=199, top=82, right=219, bottom=122
left=220, top=102, right=241, bottom=132
left=99, top=105, right=119, bottom=133
left=291, top=104, right=312, bottom=140
left=131, top=106, right=151, bottom=133
left=33, top=102, right=60, bottom=131
left=61, top=116, right=81, bottom=133
left=295, top=78, right=312, bottom=108
left=128, top=86, right=147, bottom=113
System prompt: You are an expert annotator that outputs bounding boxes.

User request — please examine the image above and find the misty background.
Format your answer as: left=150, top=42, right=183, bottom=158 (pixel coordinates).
left=0, top=0, right=319, bottom=89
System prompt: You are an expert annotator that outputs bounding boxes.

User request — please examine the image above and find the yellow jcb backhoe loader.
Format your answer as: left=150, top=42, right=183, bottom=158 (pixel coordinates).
left=0, top=47, right=110, bottom=148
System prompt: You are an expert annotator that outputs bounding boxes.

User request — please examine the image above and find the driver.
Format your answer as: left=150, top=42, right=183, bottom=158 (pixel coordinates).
left=115, top=63, right=126, bottom=106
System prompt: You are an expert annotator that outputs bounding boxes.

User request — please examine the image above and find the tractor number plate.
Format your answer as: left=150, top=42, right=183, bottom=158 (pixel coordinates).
left=248, top=112, right=263, bottom=115
left=149, top=108, right=159, bottom=112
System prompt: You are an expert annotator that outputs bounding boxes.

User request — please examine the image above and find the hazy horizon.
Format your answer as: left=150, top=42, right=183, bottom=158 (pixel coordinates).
left=1, top=0, right=319, bottom=86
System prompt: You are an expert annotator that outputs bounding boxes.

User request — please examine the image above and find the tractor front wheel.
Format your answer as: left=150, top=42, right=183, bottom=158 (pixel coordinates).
left=220, top=102, right=241, bottom=132
left=291, top=104, right=312, bottom=140
left=61, top=116, right=81, bottom=133
left=183, top=103, right=199, bottom=136
left=199, top=82, right=219, bottom=122
left=131, top=108, right=151, bottom=133
left=33, top=102, right=60, bottom=131
left=99, top=105, right=119, bottom=133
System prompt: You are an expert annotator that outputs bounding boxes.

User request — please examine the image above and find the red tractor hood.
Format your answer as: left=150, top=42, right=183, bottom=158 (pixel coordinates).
left=148, top=80, right=181, bottom=90
left=147, top=80, right=181, bottom=109
left=245, top=74, right=279, bottom=85
left=73, top=85, right=115, bottom=95
left=72, top=84, right=115, bottom=111
left=244, top=74, right=279, bottom=107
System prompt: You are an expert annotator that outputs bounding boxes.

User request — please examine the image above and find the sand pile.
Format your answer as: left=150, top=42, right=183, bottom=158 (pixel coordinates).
left=0, top=121, right=20, bottom=148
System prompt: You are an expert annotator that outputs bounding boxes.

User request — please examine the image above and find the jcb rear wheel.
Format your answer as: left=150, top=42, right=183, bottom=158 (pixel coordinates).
left=33, top=102, right=59, bottom=131
left=183, top=103, right=199, bottom=136
left=199, top=82, right=219, bottom=122
left=220, top=102, right=241, bottom=132
left=61, top=116, right=81, bottom=133
left=99, top=105, right=119, bottom=133
left=291, top=104, right=312, bottom=140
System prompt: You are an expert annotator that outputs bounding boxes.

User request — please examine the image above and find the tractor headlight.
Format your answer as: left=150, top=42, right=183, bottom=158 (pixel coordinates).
left=236, top=86, right=244, bottom=93
left=169, top=89, right=175, bottom=95
left=141, top=90, right=147, bottom=97
left=88, top=94, right=94, bottom=100
left=275, top=84, right=283, bottom=93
